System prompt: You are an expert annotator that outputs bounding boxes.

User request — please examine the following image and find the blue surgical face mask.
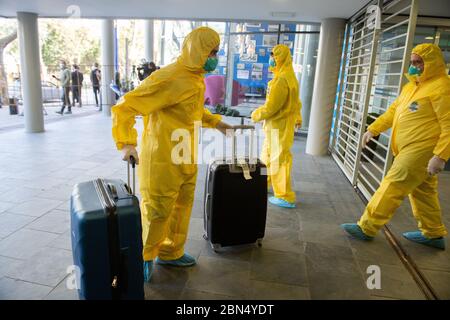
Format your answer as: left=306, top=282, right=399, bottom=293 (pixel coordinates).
left=269, top=57, right=276, bottom=68
left=204, top=57, right=218, bottom=72
left=408, top=65, right=422, bottom=76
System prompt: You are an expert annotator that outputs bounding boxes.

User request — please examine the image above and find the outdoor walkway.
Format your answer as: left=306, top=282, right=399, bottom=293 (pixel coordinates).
left=0, top=112, right=448, bottom=300
left=0, top=102, right=99, bottom=132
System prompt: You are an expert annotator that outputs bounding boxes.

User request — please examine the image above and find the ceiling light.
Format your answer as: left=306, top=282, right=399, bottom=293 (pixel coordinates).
left=271, top=12, right=296, bottom=18
left=425, top=36, right=434, bottom=40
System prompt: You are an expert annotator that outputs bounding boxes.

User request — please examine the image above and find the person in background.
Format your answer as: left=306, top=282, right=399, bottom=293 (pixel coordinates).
left=251, top=45, right=302, bottom=209
left=71, top=64, right=83, bottom=108
left=90, top=62, right=101, bottom=109
left=112, top=27, right=233, bottom=283
left=53, top=60, right=72, bottom=114
left=341, top=44, right=450, bottom=250
left=149, top=62, right=158, bottom=75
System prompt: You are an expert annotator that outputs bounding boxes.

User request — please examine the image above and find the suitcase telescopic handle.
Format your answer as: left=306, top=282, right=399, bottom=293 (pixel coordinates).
left=231, top=125, right=257, bottom=163
left=127, top=156, right=136, bottom=195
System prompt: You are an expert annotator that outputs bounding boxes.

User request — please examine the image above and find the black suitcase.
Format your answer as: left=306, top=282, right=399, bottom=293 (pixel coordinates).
left=203, top=125, right=267, bottom=251
left=70, top=157, right=144, bottom=300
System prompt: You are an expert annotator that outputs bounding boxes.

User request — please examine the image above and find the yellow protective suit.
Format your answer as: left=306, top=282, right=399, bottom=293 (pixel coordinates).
left=251, top=44, right=302, bottom=203
left=358, top=43, right=450, bottom=238
left=111, top=27, right=222, bottom=261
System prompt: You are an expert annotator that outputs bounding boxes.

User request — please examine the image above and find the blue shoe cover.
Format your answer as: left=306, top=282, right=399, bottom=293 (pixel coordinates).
left=341, top=223, right=374, bottom=241
left=156, top=253, right=196, bottom=267
left=403, top=231, right=445, bottom=250
left=143, top=260, right=154, bottom=282
left=269, top=196, right=296, bottom=208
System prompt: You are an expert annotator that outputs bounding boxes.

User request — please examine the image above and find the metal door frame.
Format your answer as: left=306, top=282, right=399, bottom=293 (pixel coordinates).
left=330, top=0, right=419, bottom=201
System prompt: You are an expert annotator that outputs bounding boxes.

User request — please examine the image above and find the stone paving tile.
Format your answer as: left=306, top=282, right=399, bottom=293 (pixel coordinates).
left=421, top=269, right=450, bottom=300
left=0, top=188, right=44, bottom=204
left=356, top=261, right=425, bottom=300
left=7, top=198, right=63, bottom=217
left=250, top=248, right=308, bottom=287
left=0, top=277, right=53, bottom=300
left=47, top=230, right=72, bottom=251
left=349, top=236, right=403, bottom=267
left=0, top=256, right=24, bottom=278
left=301, top=221, right=351, bottom=248
left=186, top=255, right=251, bottom=298
left=179, top=288, right=238, bottom=300
left=260, top=227, right=304, bottom=254
left=44, top=276, right=79, bottom=300
left=26, top=211, right=70, bottom=234
left=307, top=272, right=370, bottom=300
left=0, top=213, right=36, bottom=238
left=246, top=280, right=310, bottom=300
left=0, top=229, right=59, bottom=260
left=144, top=284, right=184, bottom=300
left=6, top=247, right=73, bottom=287
left=187, top=217, right=205, bottom=242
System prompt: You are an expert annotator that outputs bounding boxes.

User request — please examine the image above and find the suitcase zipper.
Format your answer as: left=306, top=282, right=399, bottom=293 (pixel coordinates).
left=94, top=179, right=122, bottom=300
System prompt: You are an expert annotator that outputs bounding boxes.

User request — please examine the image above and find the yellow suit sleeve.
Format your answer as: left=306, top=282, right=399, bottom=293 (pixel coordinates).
left=431, top=93, right=450, bottom=161
left=202, top=107, right=222, bottom=128
left=111, top=80, right=173, bottom=150
left=367, top=98, right=399, bottom=136
left=251, top=78, right=288, bottom=122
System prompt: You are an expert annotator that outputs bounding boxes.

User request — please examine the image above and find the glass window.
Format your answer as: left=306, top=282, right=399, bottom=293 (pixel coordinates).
left=437, top=28, right=450, bottom=74
left=219, top=22, right=319, bottom=129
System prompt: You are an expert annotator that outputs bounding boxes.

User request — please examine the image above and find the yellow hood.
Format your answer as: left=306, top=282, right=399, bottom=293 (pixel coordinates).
left=271, top=44, right=295, bottom=75
left=409, top=43, right=447, bottom=83
left=176, top=26, right=220, bottom=73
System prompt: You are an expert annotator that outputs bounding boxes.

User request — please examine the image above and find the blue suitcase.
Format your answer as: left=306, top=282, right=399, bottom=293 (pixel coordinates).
left=70, top=159, right=144, bottom=300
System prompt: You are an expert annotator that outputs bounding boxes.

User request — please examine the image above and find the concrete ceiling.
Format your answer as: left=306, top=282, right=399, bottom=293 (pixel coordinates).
left=0, top=0, right=371, bottom=23
left=1, top=0, right=449, bottom=23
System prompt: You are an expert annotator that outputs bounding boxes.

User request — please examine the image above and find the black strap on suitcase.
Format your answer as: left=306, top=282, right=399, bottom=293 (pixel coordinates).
left=93, top=156, right=136, bottom=300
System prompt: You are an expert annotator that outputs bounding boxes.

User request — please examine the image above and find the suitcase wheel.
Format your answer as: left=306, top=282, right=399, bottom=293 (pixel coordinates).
left=256, top=239, right=263, bottom=247
left=211, top=243, right=221, bottom=253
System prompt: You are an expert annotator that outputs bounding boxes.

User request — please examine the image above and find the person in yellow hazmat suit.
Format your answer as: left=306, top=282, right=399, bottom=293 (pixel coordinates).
left=251, top=44, right=302, bottom=208
left=111, top=27, right=233, bottom=282
left=342, top=43, right=450, bottom=250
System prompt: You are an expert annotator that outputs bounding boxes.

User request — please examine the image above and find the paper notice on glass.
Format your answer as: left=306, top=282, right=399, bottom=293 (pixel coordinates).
left=251, top=71, right=263, bottom=81
left=252, top=63, right=263, bottom=72
left=237, top=70, right=250, bottom=80
left=219, top=55, right=227, bottom=66
left=263, top=35, right=278, bottom=47
left=293, top=64, right=302, bottom=73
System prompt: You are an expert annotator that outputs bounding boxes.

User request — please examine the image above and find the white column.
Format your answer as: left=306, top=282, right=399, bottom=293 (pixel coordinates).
left=17, top=12, right=44, bottom=133
left=300, top=25, right=318, bottom=130
left=144, top=20, right=154, bottom=62
left=224, top=23, right=237, bottom=107
left=101, top=19, right=115, bottom=116
left=306, top=18, right=346, bottom=156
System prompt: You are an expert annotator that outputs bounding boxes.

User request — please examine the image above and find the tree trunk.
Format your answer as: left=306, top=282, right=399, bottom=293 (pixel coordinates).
left=0, top=30, right=18, bottom=105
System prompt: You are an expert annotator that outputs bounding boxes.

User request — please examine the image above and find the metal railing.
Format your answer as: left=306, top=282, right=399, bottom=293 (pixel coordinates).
left=330, top=0, right=418, bottom=201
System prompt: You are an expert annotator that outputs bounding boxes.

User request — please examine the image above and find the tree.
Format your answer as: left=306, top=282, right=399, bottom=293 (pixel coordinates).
left=0, top=30, right=17, bottom=105
left=40, top=20, right=100, bottom=78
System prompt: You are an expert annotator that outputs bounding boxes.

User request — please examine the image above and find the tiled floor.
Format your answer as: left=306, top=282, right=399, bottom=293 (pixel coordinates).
left=0, top=102, right=99, bottom=132
left=0, top=112, right=448, bottom=300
